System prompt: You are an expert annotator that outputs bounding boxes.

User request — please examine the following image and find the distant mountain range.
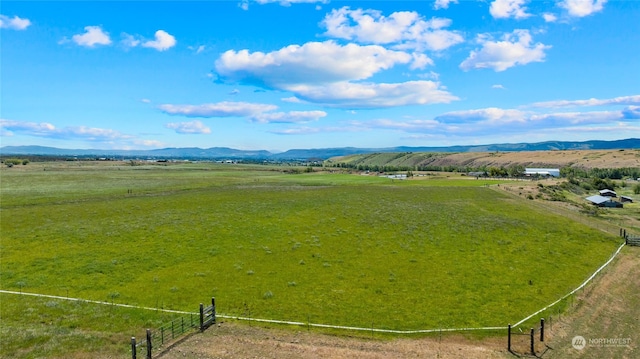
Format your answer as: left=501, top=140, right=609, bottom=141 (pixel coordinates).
left=1, top=138, right=638, bottom=161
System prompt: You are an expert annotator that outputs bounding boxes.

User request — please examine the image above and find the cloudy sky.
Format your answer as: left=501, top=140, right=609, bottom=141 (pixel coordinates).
left=1, top=0, right=639, bottom=152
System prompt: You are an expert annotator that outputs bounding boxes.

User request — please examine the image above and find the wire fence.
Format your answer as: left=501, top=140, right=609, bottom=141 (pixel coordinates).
left=131, top=298, right=215, bottom=359
left=0, top=228, right=635, bottom=358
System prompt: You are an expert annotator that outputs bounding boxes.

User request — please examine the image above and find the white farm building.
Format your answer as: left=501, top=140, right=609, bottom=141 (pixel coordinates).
left=525, top=168, right=560, bottom=177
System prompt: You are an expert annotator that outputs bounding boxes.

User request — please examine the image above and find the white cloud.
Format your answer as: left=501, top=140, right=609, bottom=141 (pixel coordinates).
left=188, top=45, right=206, bottom=54
left=121, top=30, right=177, bottom=51
left=490, top=0, right=531, bottom=19
left=0, top=119, right=131, bottom=141
left=434, top=0, right=458, bottom=10
left=622, top=106, right=640, bottom=119
left=321, top=7, right=464, bottom=51
left=530, top=110, right=622, bottom=125
left=71, top=26, right=112, bottom=47
left=0, top=14, right=31, bottom=30
left=436, top=108, right=527, bottom=125
left=0, top=119, right=55, bottom=136
left=359, top=118, right=440, bottom=131
left=251, top=110, right=327, bottom=124
left=418, top=71, right=440, bottom=81
left=542, top=13, right=558, bottom=22
left=285, top=81, right=458, bottom=108
left=216, top=40, right=411, bottom=87
left=492, top=84, right=506, bottom=90
left=530, top=95, right=640, bottom=108
left=133, top=139, right=165, bottom=148
left=215, top=41, right=458, bottom=108
left=159, top=102, right=278, bottom=117
left=142, top=30, right=176, bottom=51
left=214, top=40, right=457, bottom=108
left=165, top=120, right=211, bottom=134
left=271, top=126, right=323, bottom=135
left=559, top=0, right=607, bottom=18
left=270, top=97, right=640, bottom=139
left=121, top=33, right=141, bottom=48
left=64, top=126, right=131, bottom=140
left=240, top=0, right=328, bottom=9
left=281, top=97, right=303, bottom=103
left=460, top=30, right=551, bottom=72
left=410, top=53, right=434, bottom=70
left=254, top=0, right=329, bottom=5
left=352, top=104, right=636, bottom=139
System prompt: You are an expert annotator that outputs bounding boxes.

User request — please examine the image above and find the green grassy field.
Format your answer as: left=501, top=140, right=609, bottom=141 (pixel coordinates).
left=0, top=162, right=623, bottom=357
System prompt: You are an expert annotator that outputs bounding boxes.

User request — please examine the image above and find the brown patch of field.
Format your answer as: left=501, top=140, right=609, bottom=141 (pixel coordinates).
left=427, top=149, right=640, bottom=169
left=542, top=248, right=640, bottom=358
left=158, top=324, right=510, bottom=359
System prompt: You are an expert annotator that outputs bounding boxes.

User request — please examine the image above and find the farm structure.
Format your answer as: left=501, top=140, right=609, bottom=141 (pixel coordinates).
left=585, top=195, right=623, bottom=208
left=524, top=168, right=560, bottom=177
left=599, top=189, right=617, bottom=197
left=621, top=195, right=633, bottom=203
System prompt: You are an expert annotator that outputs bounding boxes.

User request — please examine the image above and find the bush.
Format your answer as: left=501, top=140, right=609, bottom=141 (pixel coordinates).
left=4, top=158, right=25, bottom=167
left=634, top=184, right=640, bottom=195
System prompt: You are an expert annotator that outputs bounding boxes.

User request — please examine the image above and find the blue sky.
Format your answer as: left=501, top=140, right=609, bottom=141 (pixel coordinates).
left=1, top=0, right=639, bottom=152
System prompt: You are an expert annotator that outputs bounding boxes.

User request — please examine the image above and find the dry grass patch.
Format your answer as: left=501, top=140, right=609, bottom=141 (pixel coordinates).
left=159, top=322, right=510, bottom=359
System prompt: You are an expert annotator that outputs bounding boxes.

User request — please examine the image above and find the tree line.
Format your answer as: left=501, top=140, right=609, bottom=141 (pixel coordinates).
left=326, top=162, right=640, bottom=180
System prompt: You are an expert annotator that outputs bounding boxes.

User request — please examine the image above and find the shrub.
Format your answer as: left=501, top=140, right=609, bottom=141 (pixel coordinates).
left=4, top=158, right=24, bottom=167
left=580, top=182, right=593, bottom=191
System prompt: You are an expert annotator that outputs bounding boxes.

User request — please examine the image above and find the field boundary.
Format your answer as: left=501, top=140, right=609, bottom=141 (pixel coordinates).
left=512, top=241, right=625, bottom=328
left=0, top=241, right=628, bottom=336
left=0, top=290, right=193, bottom=315
left=0, top=289, right=507, bottom=334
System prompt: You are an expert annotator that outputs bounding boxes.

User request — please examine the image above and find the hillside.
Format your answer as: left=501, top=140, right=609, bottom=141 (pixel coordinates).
left=1, top=138, right=638, bottom=161
left=327, top=149, right=640, bottom=170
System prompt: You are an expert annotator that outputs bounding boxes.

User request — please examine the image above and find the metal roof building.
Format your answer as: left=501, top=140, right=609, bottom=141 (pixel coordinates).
left=525, top=168, right=560, bottom=177
left=599, top=189, right=617, bottom=197
left=586, top=195, right=623, bottom=208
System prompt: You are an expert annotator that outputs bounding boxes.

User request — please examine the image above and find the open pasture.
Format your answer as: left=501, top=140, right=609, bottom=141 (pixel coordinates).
left=0, top=162, right=622, bottom=355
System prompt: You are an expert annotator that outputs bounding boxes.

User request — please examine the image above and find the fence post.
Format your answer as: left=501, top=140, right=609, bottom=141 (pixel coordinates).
left=212, top=297, right=216, bottom=324
left=146, top=329, right=152, bottom=359
left=131, top=337, right=137, bottom=359
left=530, top=328, right=535, bottom=355
left=507, top=324, right=511, bottom=352
left=540, top=318, right=545, bottom=342
left=199, top=303, right=204, bottom=331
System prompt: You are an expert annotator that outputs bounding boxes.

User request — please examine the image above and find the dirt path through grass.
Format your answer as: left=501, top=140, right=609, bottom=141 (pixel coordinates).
left=158, top=322, right=510, bottom=359
left=542, top=247, right=639, bottom=358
